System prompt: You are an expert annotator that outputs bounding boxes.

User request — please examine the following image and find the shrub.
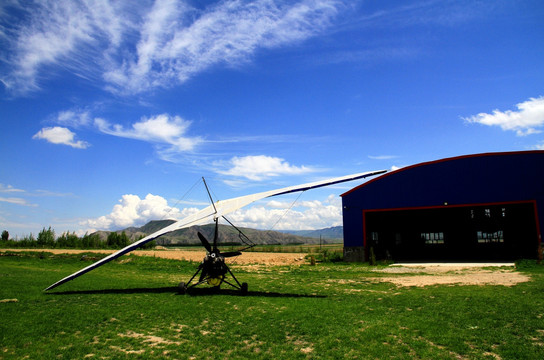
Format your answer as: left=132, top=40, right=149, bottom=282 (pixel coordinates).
left=37, top=227, right=55, bottom=248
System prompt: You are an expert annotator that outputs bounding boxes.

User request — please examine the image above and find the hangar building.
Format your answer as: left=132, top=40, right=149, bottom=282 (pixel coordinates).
left=341, top=151, right=544, bottom=262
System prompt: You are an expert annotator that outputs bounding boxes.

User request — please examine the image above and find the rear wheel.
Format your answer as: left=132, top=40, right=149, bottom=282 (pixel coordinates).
left=241, top=282, right=248, bottom=295
left=178, top=282, right=187, bottom=295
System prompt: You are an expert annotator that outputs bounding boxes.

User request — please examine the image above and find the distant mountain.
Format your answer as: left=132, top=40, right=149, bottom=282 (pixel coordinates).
left=92, top=220, right=341, bottom=246
left=124, top=219, right=176, bottom=234
left=279, top=226, right=343, bottom=241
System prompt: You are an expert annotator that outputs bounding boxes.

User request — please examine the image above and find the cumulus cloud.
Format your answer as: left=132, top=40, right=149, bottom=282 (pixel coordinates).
left=82, top=193, right=199, bottom=231
left=228, top=194, right=343, bottom=230
left=32, top=126, right=90, bottom=149
left=82, top=191, right=343, bottom=232
left=2, top=0, right=343, bottom=95
left=94, top=113, right=202, bottom=156
left=463, top=96, right=544, bottom=136
left=217, top=155, right=316, bottom=181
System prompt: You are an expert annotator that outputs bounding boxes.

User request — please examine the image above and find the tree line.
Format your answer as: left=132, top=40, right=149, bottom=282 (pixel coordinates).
left=0, top=227, right=155, bottom=250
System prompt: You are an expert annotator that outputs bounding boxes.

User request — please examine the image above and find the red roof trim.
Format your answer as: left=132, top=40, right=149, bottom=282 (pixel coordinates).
left=341, top=150, right=544, bottom=197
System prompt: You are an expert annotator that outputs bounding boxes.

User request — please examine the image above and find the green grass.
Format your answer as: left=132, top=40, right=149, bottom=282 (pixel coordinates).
left=1, top=251, right=544, bottom=359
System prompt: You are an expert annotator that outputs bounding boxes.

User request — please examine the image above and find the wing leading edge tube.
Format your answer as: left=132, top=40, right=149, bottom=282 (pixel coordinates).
left=44, top=169, right=386, bottom=291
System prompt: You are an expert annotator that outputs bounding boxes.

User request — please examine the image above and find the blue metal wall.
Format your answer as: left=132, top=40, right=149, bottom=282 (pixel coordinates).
left=341, top=151, right=544, bottom=248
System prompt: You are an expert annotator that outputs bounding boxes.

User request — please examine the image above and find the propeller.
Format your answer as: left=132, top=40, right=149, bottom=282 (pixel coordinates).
left=213, top=218, right=219, bottom=253
left=197, top=232, right=212, bottom=253
left=221, top=251, right=242, bottom=258
left=197, top=220, right=242, bottom=258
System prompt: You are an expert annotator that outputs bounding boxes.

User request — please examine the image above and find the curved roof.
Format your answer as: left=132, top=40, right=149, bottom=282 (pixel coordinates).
left=342, top=151, right=544, bottom=207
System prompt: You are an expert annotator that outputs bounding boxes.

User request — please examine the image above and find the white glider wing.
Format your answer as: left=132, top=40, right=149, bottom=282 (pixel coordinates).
left=45, top=169, right=386, bottom=291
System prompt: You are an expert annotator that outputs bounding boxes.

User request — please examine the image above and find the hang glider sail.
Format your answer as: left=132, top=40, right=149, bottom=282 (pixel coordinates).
left=44, top=169, right=386, bottom=291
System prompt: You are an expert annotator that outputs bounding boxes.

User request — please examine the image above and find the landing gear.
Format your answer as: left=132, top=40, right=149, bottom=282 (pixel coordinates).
left=177, top=279, right=248, bottom=295
left=241, top=282, right=248, bottom=295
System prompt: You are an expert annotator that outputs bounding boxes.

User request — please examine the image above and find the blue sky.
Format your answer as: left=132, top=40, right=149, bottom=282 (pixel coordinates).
left=1, top=0, right=543, bottom=238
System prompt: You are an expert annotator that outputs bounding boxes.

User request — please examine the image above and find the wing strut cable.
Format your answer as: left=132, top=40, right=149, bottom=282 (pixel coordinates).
left=202, top=177, right=217, bottom=216
left=222, top=216, right=255, bottom=251
left=161, top=177, right=203, bottom=221
left=268, top=190, right=305, bottom=232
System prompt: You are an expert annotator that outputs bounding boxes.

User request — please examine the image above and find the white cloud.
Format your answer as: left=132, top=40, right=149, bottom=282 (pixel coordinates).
left=266, top=200, right=290, bottom=209
left=368, top=154, right=398, bottom=160
left=94, top=113, right=202, bottom=155
left=355, top=1, right=491, bottom=29
left=1, top=0, right=127, bottom=94
left=0, top=184, right=25, bottom=193
left=32, top=126, right=90, bottom=149
left=0, top=184, right=71, bottom=207
left=82, top=193, right=199, bottom=231
left=217, top=155, right=316, bottom=181
left=33, top=189, right=73, bottom=197
left=55, top=109, right=91, bottom=127
left=228, top=194, right=343, bottom=230
left=104, top=0, right=341, bottom=93
left=81, top=191, right=343, bottom=232
left=1, top=0, right=343, bottom=95
left=463, top=96, right=544, bottom=136
left=0, top=197, right=37, bottom=207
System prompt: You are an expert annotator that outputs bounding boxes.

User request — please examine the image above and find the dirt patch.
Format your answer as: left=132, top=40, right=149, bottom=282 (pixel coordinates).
left=373, top=264, right=530, bottom=287
left=2, top=248, right=308, bottom=265
left=118, top=330, right=181, bottom=347
left=0, top=299, right=18, bottom=303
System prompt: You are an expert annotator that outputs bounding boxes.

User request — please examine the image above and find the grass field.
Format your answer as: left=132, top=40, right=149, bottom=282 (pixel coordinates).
left=2, top=251, right=544, bottom=359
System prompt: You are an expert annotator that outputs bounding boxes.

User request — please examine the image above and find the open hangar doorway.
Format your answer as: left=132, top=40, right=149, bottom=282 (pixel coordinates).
left=363, top=201, right=540, bottom=262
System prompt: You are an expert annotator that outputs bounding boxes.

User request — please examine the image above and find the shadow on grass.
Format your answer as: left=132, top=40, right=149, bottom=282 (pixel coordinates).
left=46, top=286, right=326, bottom=298
left=46, top=286, right=180, bottom=295
left=187, top=288, right=326, bottom=298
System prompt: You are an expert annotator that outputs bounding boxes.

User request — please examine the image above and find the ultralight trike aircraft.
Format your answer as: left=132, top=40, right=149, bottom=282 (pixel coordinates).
left=45, top=170, right=386, bottom=294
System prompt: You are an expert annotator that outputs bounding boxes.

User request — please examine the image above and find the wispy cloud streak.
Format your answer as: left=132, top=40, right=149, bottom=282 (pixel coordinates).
left=1, top=0, right=127, bottom=93
left=105, top=0, right=342, bottom=93
left=1, top=0, right=343, bottom=95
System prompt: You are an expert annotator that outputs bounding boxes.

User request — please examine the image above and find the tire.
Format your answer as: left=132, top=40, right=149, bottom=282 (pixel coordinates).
left=178, top=282, right=187, bottom=295
left=241, top=282, right=248, bottom=295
